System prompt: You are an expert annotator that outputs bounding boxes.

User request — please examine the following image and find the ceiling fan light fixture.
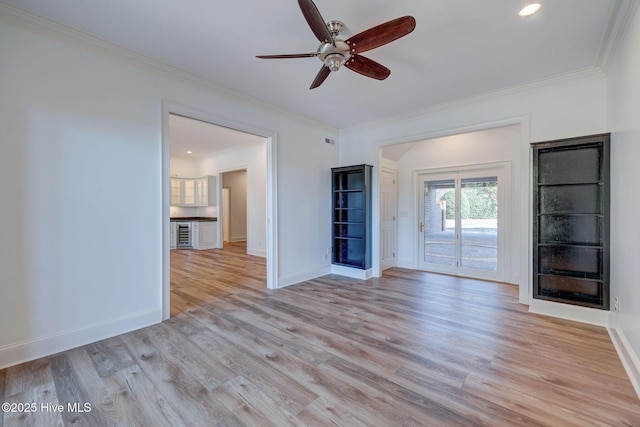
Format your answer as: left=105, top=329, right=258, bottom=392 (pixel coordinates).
left=324, top=53, right=346, bottom=71
left=519, top=3, right=541, bottom=17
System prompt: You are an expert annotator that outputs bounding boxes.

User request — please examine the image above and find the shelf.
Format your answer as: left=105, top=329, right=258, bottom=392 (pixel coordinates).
left=538, top=213, right=603, bottom=217
left=538, top=274, right=603, bottom=297
left=538, top=243, right=602, bottom=249
left=537, top=181, right=603, bottom=187
left=538, top=270, right=602, bottom=280
left=536, top=143, right=602, bottom=186
left=536, top=290, right=604, bottom=308
left=538, top=184, right=602, bottom=214
left=537, top=213, right=602, bottom=246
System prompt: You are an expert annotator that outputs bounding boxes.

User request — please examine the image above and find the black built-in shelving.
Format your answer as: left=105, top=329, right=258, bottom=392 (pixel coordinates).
left=532, top=134, right=610, bottom=309
left=331, top=165, right=372, bottom=270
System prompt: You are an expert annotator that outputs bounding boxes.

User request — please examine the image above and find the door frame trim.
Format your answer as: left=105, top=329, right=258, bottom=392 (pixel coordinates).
left=161, top=102, right=278, bottom=320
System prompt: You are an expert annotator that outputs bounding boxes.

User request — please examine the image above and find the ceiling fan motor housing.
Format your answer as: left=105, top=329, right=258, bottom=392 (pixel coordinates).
left=317, top=39, right=351, bottom=71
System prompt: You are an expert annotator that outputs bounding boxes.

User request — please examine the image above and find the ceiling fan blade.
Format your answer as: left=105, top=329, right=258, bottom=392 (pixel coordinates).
left=256, top=53, right=319, bottom=59
left=310, top=66, right=331, bottom=89
left=298, top=0, right=333, bottom=44
left=345, top=55, right=390, bottom=80
left=346, top=16, right=416, bottom=54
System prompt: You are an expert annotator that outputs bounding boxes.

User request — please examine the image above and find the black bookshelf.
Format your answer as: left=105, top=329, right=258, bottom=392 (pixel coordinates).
left=332, top=165, right=372, bottom=270
left=532, top=134, right=610, bottom=309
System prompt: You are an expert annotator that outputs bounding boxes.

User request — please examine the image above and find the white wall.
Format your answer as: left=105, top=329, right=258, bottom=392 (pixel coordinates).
left=0, top=8, right=338, bottom=368
left=389, top=126, right=521, bottom=285
left=607, top=4, right=640, bottom=393
left=340, top=71, right=608, bottom=312
left=199, top=143, right=266, bottom=256
left=170, top=156, right=199, bottom=177
left=340, top=73, right=607, bottom=164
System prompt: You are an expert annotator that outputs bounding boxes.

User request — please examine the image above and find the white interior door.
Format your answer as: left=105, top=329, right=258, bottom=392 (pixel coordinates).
left=380, top=168, right=398, bottom=270
left=418, top=166, right=506, bottom=282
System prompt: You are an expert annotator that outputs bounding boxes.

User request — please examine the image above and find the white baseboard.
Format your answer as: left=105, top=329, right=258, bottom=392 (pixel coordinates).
left=396, top=258, right=415, bottom=269
left=609, top=326, right=640, bottom=400
left=247, top=248, right=266, bottom=257
left=277, top=266, right=332, bottom=289
left=528, top=298, right=609, bottom=326
left=331, top=265, right=373, bottom=280
left=193, top=244, right=216, bottom=250
left=0, top=309, right=161, bottom=370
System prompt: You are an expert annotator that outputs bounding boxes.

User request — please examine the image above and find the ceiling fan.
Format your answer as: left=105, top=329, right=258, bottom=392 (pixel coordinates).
left=256, top=0, right=416, bottom=89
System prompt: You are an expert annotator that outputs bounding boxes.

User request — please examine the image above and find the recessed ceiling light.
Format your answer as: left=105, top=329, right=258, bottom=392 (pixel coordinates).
left=186, top=150, right=193, bottom=154
left=519, top=3, right=541, bottom=17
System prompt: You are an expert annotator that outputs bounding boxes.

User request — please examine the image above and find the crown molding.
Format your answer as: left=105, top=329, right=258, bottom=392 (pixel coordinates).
left=341, top=67, right=607, bottom=135
left=0, top=1, right=338, bottom=133
left=598, top=0, right=640, bottom=71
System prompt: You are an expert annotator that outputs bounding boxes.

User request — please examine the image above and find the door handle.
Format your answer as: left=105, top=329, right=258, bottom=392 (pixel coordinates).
left=419, top=222, right=424, bottom=232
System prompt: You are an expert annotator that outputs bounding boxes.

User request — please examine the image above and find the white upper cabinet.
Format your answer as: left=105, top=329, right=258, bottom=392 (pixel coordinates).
left=170, top=178, right=182, bottom=206
left=183, top=178, right=196, bottom=205
left=170, top=176, right=216, bottom=207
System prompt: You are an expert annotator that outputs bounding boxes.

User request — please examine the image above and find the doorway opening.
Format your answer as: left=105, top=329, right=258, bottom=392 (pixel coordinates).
left=220, top=170, right=247, bottom=249
left=162, top=105, right=277, bottom=319
left=378, top=122, right=524, bottom=289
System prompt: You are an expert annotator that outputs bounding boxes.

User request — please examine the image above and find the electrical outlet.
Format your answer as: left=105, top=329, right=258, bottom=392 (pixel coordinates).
left=613, top=296, right=619, bottom=313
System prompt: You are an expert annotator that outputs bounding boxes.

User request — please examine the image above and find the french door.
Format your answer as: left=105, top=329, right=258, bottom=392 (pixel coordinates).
left=418, top=166, right=506, bottom=282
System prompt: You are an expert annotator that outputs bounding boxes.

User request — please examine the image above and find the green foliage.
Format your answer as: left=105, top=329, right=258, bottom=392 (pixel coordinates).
left=439, top=184, right=497, bottom=219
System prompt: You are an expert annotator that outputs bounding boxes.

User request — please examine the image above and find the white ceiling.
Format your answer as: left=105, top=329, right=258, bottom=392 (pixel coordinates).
left=169, top=114, right=265, bottom=159
left=2, top=0, right=633, bottom=129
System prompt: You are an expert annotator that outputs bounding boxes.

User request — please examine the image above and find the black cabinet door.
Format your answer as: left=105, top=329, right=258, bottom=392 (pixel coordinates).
left=532, top=134, right=610, bottom=309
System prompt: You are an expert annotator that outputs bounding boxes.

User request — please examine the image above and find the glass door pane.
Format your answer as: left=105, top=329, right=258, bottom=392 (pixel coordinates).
left=183, top=179, right=196, bottom=205
left=170, top=178, right=182, bottom=205
left=423, top=178, right=456, bottom=267
left=460, top=176, right=498, bottom=271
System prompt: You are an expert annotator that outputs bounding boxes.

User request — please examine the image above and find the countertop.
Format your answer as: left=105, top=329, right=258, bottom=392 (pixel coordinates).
left=170, top=217, right=217, bottom=222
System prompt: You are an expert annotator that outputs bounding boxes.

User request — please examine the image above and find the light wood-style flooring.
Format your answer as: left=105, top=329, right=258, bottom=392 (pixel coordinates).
left=1, top=243, right=639, bottom=426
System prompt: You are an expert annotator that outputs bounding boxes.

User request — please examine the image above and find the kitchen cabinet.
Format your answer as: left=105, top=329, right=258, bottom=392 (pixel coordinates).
left=192, top=220, right=217, bottom=250
left=170, top=176, right=216, bottom=207
left=331, top=164, right=372, bottom=270
left=532, top=133, right=610, bottom=309
left=170, top=178, right=182, bottom=206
